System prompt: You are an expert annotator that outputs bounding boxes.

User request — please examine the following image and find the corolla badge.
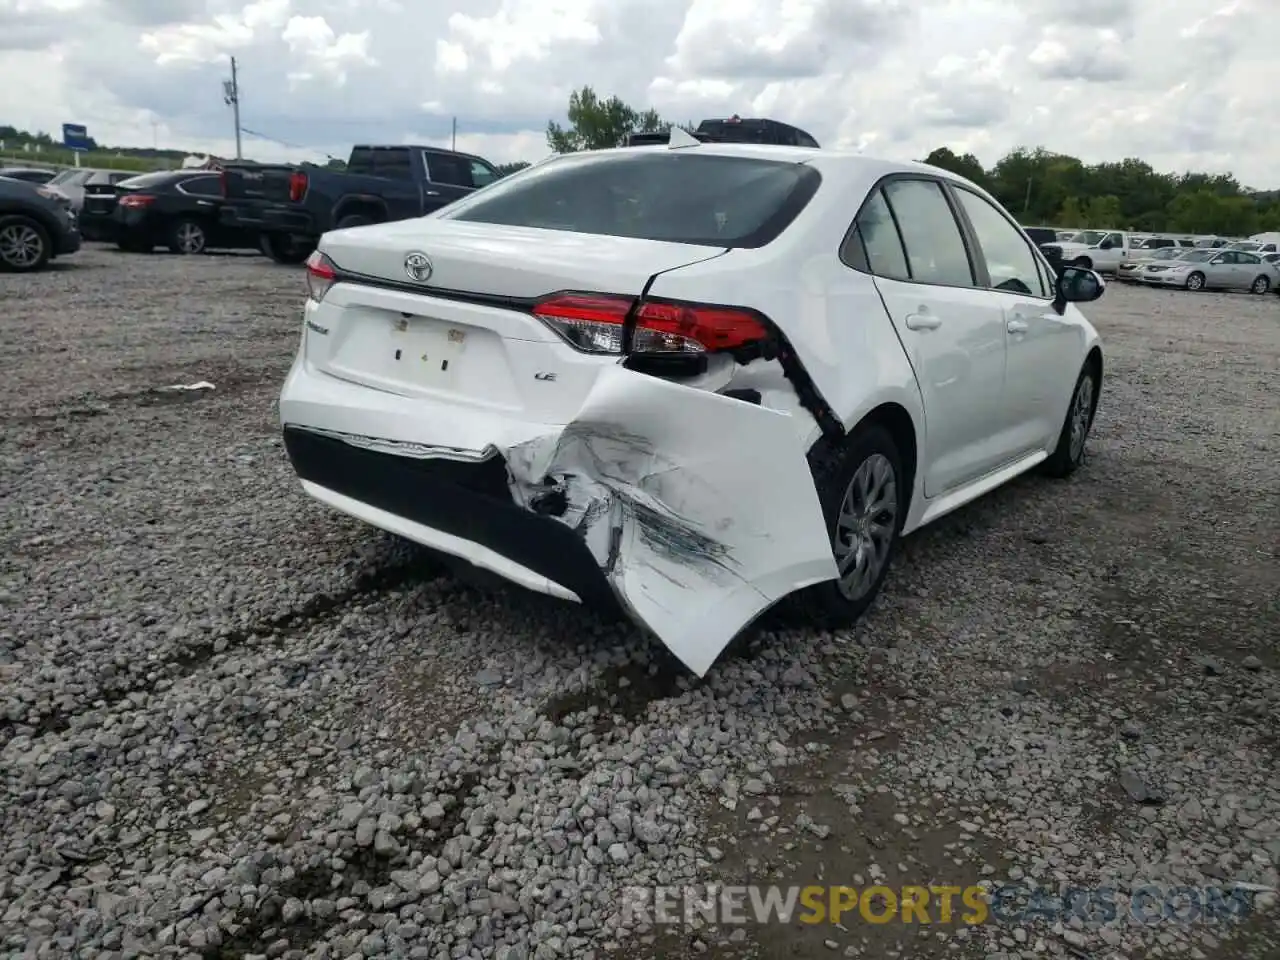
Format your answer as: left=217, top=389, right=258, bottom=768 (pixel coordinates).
left=404, top=251, right=433, bottom=283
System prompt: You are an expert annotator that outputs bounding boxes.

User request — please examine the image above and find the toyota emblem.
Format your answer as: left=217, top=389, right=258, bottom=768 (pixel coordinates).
left=403, top=251, right=433, bottom=283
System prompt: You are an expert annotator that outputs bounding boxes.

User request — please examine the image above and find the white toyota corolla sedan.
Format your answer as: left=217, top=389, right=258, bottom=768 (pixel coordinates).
left=280, top=134, right=1105, bottom=677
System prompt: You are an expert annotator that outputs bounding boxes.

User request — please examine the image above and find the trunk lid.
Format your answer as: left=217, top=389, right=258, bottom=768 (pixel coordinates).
left=81, top=182, right=120, bottom=218
left=307, top=220, right=729, bottom=424
left=320, top=219, right=730, bottom=299
left=222, top=164, right=298, bottom=203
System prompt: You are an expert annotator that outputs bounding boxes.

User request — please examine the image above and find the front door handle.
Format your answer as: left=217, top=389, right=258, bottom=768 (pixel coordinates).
left=904, top=313, right=941, bottom=331
left=1007, top=319, right=1029, bottom=334
left=425, top=190, right=441, bottom=197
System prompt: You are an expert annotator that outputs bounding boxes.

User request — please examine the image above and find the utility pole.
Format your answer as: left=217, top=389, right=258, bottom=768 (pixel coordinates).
left=451, top=117, right=457, bottom=151
left=223, top=56, right=243, bottom=159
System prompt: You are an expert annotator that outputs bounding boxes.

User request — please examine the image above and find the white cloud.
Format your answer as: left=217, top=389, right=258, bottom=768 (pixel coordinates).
left=0, top=0, right=1274, bottom=185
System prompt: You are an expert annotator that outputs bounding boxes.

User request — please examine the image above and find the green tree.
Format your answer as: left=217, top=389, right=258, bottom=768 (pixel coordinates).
left=1056, top=196, right=1087, bottom=227
left=545, top=86, right=669, bottom=153
left=1083, top=195, right=1123, bottom=228
left=495, top=161, right=531, bottom=177
left=922, top=147, right=988, bottom=188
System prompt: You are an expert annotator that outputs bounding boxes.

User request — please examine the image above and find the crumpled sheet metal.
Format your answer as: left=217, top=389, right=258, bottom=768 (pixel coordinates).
left=503, top=364, right=838, bottom=677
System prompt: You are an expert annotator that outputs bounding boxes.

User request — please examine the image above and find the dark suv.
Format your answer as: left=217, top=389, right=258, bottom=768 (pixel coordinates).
left=0, top=176, right=81, bottom=271
left=625, top=116, right=820, bottom=148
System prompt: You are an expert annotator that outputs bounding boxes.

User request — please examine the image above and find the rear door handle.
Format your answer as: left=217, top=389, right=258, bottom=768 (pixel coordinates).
left=1007, top=319, right=1029, bottom=334
left=904, top=313, right=941, bottom=331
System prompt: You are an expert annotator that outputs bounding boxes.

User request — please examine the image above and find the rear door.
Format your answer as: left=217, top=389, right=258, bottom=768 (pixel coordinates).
left=852, top=176, right=1012, bottom=496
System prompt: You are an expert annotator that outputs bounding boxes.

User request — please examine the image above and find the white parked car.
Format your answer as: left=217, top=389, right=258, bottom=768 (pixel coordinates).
left=1054, top=230, right=1135, bottom=274
left=281, top=137, right=1106, bottom=676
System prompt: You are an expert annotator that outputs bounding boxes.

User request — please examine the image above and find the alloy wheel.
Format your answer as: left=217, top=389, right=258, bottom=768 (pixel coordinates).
left=834, top=453, right=898, bottom=601
left=0, top=223, right=44, bottom=268
left=1252, top=276, right=1269, bottom=294
left=1187, top=273, right=1204, bottom=291
left=177, top=222, right=206, bottom=254
left=1069, top=374, right=1095, bottom=463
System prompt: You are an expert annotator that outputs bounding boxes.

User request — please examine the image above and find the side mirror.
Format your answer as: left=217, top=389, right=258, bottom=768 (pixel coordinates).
left=1098, top=239, right=1114, bottom=250
left=1210, top=257, right=1225, bottom=265
left=1053, top=265, right=1104, bottom=314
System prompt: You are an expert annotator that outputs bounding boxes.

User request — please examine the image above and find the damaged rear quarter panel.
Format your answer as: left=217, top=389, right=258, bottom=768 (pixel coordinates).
left=505, top=364, right=837, bottom=677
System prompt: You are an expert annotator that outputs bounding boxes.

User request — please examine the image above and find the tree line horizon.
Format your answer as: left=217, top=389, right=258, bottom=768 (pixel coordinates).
left=6, top=87, right=1277, bottom=236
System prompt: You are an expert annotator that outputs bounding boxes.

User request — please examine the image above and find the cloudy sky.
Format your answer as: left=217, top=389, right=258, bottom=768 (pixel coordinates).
left=1, top=0, right=1274, bottom=186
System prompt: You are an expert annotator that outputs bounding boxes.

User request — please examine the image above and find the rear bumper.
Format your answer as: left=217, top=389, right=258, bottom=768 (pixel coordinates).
left=278, top=353, right=837, bottom=677
left=282, top=425, right=620, bottom=612
left=55, top=228, right=81, bottom=255
left=221, top=202, right=316, bottom=236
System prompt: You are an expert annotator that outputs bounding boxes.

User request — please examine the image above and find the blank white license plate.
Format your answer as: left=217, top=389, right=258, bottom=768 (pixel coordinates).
left=386, top=319, right=468, bottom=387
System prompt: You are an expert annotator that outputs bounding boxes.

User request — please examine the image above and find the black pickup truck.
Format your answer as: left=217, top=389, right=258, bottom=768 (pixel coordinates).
left=218, top=144, right=502, bottom=263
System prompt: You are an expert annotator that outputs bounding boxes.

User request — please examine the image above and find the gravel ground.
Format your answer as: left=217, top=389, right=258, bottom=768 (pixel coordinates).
left=1, top=246, right=1277, bottom=960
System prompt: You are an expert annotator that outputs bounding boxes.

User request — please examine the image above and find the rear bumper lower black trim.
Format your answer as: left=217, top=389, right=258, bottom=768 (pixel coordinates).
left=281, top=426, right=619, bottom=612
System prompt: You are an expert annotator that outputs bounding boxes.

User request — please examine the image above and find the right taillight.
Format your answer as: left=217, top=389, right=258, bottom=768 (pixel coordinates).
left=531, top=293, right=771, bottom=356
left=288, top=170, right=308, bottom=202
left=305, top=250, right=337, bottom=302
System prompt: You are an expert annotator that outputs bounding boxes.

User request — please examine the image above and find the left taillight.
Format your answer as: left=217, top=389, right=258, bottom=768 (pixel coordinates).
left=531, top=292, right=771, bottom=356
left=305, top=250, right=337, bottom=302
left=288, top=170, right=308, bottom=203
left=117, top=194, right=156, bottom=209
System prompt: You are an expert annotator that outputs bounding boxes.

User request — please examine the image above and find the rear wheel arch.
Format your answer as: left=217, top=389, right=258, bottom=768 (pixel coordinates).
left=810, top=401, right=919, bottom=519
left=332, top=198, right=386, bottom=226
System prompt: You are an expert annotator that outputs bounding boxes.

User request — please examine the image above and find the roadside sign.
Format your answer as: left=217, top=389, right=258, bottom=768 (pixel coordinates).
left=62, top=123, right=92, bottom=151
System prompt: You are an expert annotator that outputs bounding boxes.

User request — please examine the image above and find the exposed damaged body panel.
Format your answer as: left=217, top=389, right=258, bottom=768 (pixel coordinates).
left=282, top=362, right=837, bottom=677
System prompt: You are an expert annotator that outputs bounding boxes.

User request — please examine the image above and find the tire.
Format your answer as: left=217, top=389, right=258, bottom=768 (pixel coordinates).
left=168, top=219, right=207, bottom=255
left=1072, top=256, right=1093, bottom=269
left=0, top=215, right=52, bottom=272
left=1042, top=361, right=1100, bottom=479
left=794, top=425, right=905, bottom=626
left=259, top=232, right=315, bottom=265
left=335, top=214, right=374, bottom=230
left=1250, top=275, right=1270, bottom=295
left=1185, top=271, right=1205, bottom=291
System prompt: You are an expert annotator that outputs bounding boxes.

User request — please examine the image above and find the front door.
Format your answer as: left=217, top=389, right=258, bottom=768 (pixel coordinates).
left=950, top=185, right=1080, bottom=456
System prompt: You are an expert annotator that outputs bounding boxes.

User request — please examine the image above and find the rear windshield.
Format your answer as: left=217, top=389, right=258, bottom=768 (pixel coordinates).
left=117, top=171, right=182, bottom=189
left=443, top=152, right=820, bottom=248
left=49, top=170, right=92, bottom=186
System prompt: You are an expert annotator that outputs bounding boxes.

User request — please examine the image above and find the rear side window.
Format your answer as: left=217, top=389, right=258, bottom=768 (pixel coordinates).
left=849, top=190, right=909, bottom=280
left=445, top=152, right=821, bottom=249
left=881, top=179, right=974, bottom=287
left=180, top=176, right=221, bottom=196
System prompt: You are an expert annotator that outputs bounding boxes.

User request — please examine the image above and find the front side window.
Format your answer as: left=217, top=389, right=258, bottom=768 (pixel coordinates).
left=955, top=188, right=1049, bottom=297
left=881, top=179, right=974, bottom=287
left=469, top=160, right=496, bottom=188
left=445, top=152, right=820, bottom=248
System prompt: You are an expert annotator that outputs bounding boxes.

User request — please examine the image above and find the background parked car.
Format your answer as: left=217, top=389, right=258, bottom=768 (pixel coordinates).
left=0, top=176, right=81, bottom=272
left=0, top=167, right=56, bottom=185
left=43, top=168, right=135, bottom=213
left=93, top=169, right=259, bottom=254
left=1141, top=248, right=1277, bottom=293
left=1115, top=245, right=1185, bottom=282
